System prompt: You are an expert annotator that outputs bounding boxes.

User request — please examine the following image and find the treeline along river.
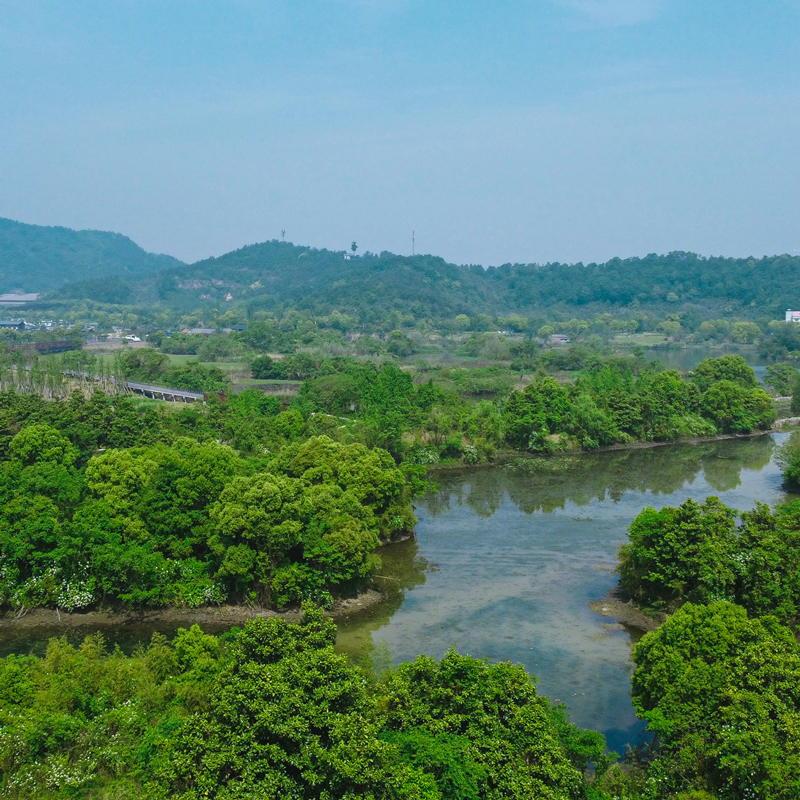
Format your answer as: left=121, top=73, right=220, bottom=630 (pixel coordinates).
left=1, top=432, right=794, bottom=757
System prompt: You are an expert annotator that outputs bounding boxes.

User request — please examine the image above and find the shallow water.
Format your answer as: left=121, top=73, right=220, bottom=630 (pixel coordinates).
left=337, top=432, right=793, bottom=754
left=0, top=432, right=794, bottom=755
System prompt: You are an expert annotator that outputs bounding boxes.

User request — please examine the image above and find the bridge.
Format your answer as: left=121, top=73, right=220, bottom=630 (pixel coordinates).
left=125, top=381, right=204, bottom=402
left=23, top=368, right=207, bottom=404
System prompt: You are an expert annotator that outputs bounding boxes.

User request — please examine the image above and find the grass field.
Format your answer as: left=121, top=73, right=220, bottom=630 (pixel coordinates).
left=610, top=333, right=670, bottom=346
left=235, top=378, right=301, bottom=387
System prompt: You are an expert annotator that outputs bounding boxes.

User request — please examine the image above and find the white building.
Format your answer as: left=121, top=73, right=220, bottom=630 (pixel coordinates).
left=786, top=309, right=800, bottom=323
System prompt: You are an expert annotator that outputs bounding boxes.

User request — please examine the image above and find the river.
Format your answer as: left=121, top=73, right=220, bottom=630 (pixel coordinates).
left=0, top=432, right=794, bottom=756
left=337, top=432, right=794, bottom=755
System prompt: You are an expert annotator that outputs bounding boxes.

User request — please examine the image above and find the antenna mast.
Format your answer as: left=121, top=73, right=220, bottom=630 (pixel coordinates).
left=412, top=229, right=415, bottom=256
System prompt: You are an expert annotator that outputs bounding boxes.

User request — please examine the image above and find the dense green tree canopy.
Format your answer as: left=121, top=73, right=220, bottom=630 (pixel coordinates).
left=499, top=358, right=773, bottom=454
left=618, top=497, right=800, bottom=626
left=618, top=497, right=738, bottom=609
left=632, top=602, right=800, bottom=800
left=0, top=419, right=419, bottom=612
left=380, top=650, right=591, bottom=800
left=690, top=354, right=757, bottom=392
left=0, top=609, right=604, bottom=800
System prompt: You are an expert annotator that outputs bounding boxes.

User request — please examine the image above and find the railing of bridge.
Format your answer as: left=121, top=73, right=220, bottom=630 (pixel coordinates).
left=125, top=381, right=205, bottom=401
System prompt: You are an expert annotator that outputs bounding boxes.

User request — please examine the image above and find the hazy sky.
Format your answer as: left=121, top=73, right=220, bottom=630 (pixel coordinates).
left=1, top=1, right=799, bottom=265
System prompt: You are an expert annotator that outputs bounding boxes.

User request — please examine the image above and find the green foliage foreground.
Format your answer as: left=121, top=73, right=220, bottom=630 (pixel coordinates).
left=631, top=602, right=800, bottom=800
left=3, top=603, right=797, bottom=799
left=608, top=495, right=800, bottom=798
left=0, top=607, right=605, bottom=800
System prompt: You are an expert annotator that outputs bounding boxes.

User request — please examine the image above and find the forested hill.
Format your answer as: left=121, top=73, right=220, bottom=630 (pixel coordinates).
left=151, top=241, right=800, bottom=321
left=155, top=241, right=500, bottom=321
left=11, top=215, right=800, bottom=320
left=0, top=217, right=184, bottom=293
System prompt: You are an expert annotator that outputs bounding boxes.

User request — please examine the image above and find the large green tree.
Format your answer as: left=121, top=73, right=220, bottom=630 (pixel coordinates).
left=632, top=602, right=800, bottom=800
left=618, top=497, right=800, bottom=626
left=154, top=609, right=440, bottom=800
left=618, top=497, right=738, bottom=609
left=380, top=649, right=591, bottom=800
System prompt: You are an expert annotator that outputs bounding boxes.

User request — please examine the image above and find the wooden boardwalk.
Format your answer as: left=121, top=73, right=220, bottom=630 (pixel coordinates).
left=126, top=381, right=204, bottom=402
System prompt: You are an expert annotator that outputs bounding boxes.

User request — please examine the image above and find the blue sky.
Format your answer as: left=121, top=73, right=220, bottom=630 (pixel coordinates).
left=1, top=1, right=799, bottom=265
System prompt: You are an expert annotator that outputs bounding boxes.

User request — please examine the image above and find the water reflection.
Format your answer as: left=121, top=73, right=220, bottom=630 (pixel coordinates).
left=421, top=435, right=775, bottom=519
left=644, top=345, right=763, bottom=372
left=348, top=432, right=788, bottom=756
left=335, top=538, right=428, bottom=658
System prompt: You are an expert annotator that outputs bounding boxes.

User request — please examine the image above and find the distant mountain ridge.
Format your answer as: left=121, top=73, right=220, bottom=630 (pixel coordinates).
left=151, top=240, right=800, bottom=322
left=5, top=216, right=800, bottom=322
left=0, top=217, right=185, bottom=293
left=153, top=241, right=494, bottom=319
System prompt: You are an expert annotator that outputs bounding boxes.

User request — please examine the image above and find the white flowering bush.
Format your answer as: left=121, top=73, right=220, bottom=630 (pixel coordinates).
left=54, top=579, right=95, bottom=611
left=6, top=754, right=97, bottom=793
left=463, top=444, right=479, bottom=464
left=406, top=446, right=439, bottom=465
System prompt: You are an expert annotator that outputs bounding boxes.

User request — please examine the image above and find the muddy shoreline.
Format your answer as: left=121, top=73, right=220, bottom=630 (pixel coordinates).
left=588, top=586, right=664, bottom=633
left=0, top=588, right=387, bottom=633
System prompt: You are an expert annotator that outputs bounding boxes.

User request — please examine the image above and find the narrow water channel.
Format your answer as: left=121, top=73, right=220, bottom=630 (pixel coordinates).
left=0, top=432, right=794, bottom=756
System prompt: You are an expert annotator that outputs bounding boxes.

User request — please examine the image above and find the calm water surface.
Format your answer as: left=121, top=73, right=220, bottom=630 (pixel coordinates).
left=337, top=432, right=793, bottom=754
left=644, top=346, right=768, bottom=383
left=1, top=433, right=793, bottom=755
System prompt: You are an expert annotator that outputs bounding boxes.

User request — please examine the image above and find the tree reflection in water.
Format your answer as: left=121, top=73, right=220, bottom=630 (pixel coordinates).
left=419, top=435, right=775, bottom=520
left=334, top=537, right=428, bottom=660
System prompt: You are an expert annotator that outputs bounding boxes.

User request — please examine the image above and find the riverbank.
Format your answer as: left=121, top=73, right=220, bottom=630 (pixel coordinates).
left=429, top=421, right=798, bottom=472
left=0, top=588, right=387, bottom=633
left=588, top=586, right=664, bottom=634
left=0, top=432, right=782, bottom=751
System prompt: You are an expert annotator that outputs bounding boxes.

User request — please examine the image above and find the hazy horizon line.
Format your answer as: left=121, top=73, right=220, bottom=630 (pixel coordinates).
left=2, top=214, right=795, bottom=271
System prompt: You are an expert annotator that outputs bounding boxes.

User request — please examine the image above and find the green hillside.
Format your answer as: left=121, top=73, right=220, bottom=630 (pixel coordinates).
left=0, top=217, right=184, bottom=293
left=150, top=241, right=800, bottom=323
left=154, top=242, right=496, bottom=321
left=15, top=217, right=800, bottom=325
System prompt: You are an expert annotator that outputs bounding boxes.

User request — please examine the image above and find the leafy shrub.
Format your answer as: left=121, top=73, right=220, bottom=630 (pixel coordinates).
left=690, top=354, right=757, bottom=392
left=251, top=353, right=285, bottom=379
left=764, top=362, right=799, bottom=396
left=776, top=430, right=800, bottom=489
left=700, top=381, right=775, bottom=433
